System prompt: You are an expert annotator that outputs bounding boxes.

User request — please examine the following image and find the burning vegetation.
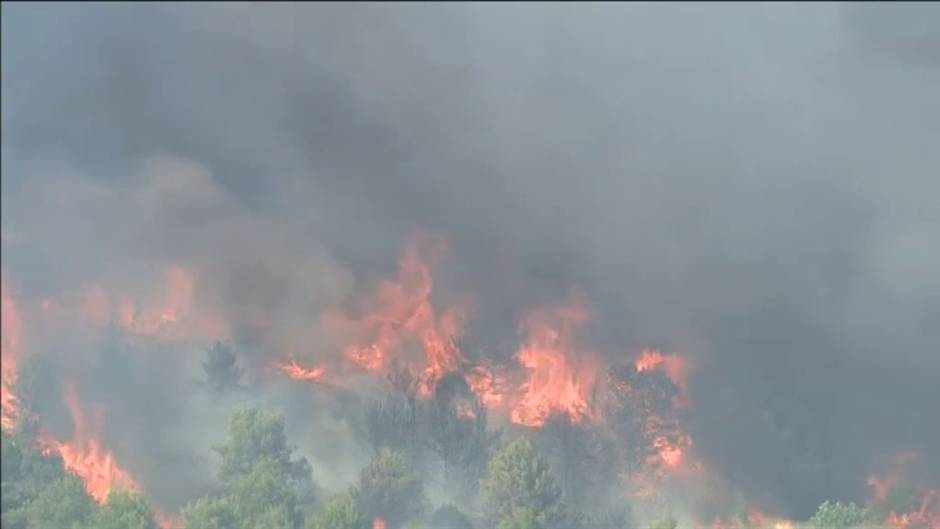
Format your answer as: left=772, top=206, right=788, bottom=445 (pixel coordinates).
left=2, top=234, right=937, bottom=529
left=2, top=4, right=939, bottom=528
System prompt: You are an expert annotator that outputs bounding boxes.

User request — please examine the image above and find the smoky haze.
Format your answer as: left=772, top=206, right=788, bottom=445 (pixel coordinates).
left=2, top=2, right=939, bottom=520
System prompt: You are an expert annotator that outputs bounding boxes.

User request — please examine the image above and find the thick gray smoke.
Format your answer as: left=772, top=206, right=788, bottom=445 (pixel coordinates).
left=2, top=2, right=939, bottom=518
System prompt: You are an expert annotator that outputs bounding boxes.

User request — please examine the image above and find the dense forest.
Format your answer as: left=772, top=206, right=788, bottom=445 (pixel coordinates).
left=1, top=341, right=933, bottom=529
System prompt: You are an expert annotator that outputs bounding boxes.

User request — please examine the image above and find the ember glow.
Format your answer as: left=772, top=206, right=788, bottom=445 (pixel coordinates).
left=155, top=511, right=184, bottom=529
left=278, top=360, right=326, bottom=383
left=37, top=383, right=140, bottom=504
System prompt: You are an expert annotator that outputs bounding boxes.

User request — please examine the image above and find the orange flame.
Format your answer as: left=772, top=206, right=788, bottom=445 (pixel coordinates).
left=155, top=511, right=184, bottom=529
left=635, top=348, right=693, bottom=409
left=465, top=364, right=508, bottom=408
left=1, top=276, right=23, bottom=431
left=886, top=490, right=940, bottom=529
left=611, top=348, right=699, bottom=500
left=868, top=453, right=940, bottom=529
left=82, top=266, right=227, bottom=341
left=510, top=293, right=600, bottom=428
left=121, top=267, right=200, bottom=337
left=745, top=509, right=796, bottom=529
left=38, top=383, right=140, bottom=504
left=322, top=235, right=468, bottom=396
left=373, top=518, right=386, bottom=529
left=278, top=360, right=326, bottom=383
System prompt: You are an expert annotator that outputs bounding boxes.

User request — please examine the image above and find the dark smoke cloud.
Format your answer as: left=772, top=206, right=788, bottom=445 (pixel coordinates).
left=3, top=2, right=939, bottom=517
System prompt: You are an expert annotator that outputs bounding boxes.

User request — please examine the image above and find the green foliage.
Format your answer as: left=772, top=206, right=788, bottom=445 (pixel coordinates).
left=214, top=408, right=311, bottom=489
left=497, top=508, right=543, bottom=529
left=2, top=430, right=91, bottom=529
left=183, top=408, right=316, bottom=529
left=247, top=504, right=296, bottom=529
left=181, top=496, right=236, bottom=529
left=353, top=448, right=424, bottom=529
left=648, top=517, right=678, bottom=529
left=480, top=438, right=564, bottom=528
left=809, top=501, right=869, bottom=528
left=24, top=475, right=97, bottom=529
left=91, top=490, right=158, bottom=529
left=307, top=494, right=367, bottom=529
left=230, top=457, right=304, bottom=528
left=428, top=504, right=473, bottom=529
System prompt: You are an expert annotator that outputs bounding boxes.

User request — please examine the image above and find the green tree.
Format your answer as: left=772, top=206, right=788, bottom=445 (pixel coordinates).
left=306, top=494, right=367, bottom=529
left=91, top=490, right=158, bottom=529
left=353, top=448, right=424, bottom=529
left=497, top=508, right=543, bottom=529
left=809, top=501, right=869, bottom=528
left=247, top=504, right=295, bottom=529
left=184, top=408, right=315, bottom=529
left=23, top=475, right=97, bottom=529
left=214, top=408, right=312, bottom=494
left=480, top=438, right=564, bottom=529
left=1, top=430, right=78, bottom=528
left=230, top=458, right=304, bottom=528
left=429, top=504, right=473, bottom=529
left=648, top=517, right=678, bottom=529
left=181, top=496, right=236, bottom=529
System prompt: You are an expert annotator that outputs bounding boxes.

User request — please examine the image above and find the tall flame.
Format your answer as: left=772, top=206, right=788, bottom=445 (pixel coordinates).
left=38, top=383, right=140, bottom=504
left=322, top=234, right=468, bottom=396
left=510, top=293, right=600, bottom=427
left=82, top=266, right=227, bottom=341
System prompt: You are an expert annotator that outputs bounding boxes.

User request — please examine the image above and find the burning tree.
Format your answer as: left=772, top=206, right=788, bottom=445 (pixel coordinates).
left=537, top=413, right=606, bottom=509
left=424, top=372, right=501, bottom=503
left=358, top=380, right=420, bottom=460
left=607, top=358, right=691, bottom=499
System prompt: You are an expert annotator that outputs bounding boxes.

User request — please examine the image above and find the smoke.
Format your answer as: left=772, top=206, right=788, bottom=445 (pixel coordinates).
left=3, top=2, right=939, bottom=518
